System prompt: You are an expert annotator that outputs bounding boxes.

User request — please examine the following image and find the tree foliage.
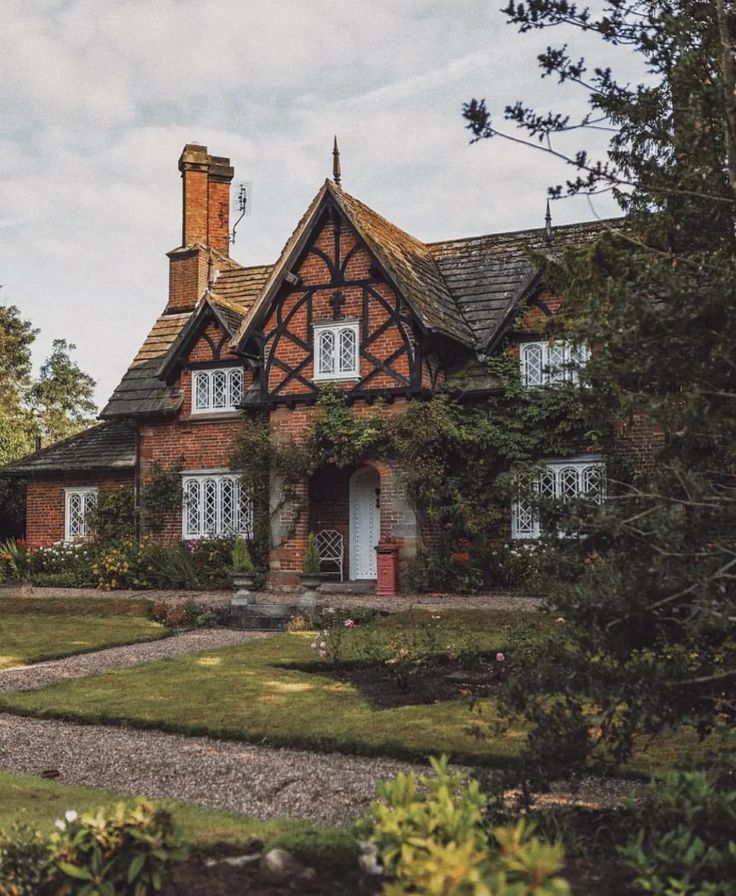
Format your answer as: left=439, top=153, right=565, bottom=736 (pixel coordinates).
left=465, top=0, right=736, bottom=779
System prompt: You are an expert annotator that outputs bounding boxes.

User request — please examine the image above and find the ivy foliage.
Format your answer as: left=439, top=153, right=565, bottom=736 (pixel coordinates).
left=139, top=459, right=183, bottom=535
left=231, top=368, right=591, bottom=570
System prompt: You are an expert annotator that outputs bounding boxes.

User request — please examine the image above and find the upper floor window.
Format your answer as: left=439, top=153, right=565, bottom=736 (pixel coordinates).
left=512, top=458, right=605, bottom=540
left=65, top=487, right=97, bottom=541
left=520, top=341, right=590, bottom=387
left=182, top=472, right=253, bottom=539
left=191, top=367, right=243, bottom=414
left=313, top=320, right=359, bottom=381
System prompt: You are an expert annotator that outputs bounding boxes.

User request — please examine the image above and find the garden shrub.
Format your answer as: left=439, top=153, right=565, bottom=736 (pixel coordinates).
left=407, top=550, right=483, bottom=594
left=303, top=532, right=320, bottom=575
left=0, top=801, right=188, bottom=896
left=619, top=768, right=736, bottom=896
left=0, top=824, right=48, bottom=896
left=29, top=541, right=96, bottom=588
left=46, top=799, right=188, bottom=895
left=0, top=538, right=31, bottom=581
left=360, top=755, right=570, bottom=896
left=231, top=536, right=254, bottom=573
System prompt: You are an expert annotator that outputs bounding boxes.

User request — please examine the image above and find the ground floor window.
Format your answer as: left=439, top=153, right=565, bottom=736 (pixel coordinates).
left=182, top=472, right=253, bottom=539
left=511, top=457, right=605, bottom=539
left=64, top=487, right=98, bottom=541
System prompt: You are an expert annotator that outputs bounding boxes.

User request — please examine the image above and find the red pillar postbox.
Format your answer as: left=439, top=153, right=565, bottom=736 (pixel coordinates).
left=375, top=537, right=399, bottom=597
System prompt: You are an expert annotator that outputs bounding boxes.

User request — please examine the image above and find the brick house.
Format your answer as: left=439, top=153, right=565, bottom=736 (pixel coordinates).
left=3, top=143, right=659, bottom=589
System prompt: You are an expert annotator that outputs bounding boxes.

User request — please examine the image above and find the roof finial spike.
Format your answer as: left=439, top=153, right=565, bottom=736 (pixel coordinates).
left=332, top=135, right=342, bottom=187
left=544, top=198, right=553, bottom=245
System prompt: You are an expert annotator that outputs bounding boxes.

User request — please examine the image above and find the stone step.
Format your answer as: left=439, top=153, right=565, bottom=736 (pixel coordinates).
left=319, top=581, right=376, bottom=595
left=226, top=602, right=297, bottom=631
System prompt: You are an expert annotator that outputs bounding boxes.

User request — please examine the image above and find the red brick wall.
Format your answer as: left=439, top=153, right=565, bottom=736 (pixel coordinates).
left=167, top=248, right=210, bottom=312
left=25, top=474, right=133, bottom=547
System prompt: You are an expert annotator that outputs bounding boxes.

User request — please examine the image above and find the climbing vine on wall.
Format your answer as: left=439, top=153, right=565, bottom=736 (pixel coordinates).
left=231, top=357, right=597, bottom=585
left=139, top=458, right=184, bottom=535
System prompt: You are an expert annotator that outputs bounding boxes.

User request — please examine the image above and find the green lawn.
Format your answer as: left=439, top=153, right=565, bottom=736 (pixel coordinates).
left=0, top=607, right=719, bottom=773
left=0, top=611, right=530, bottom=765
left=0, top=770, right=341, bottom=852
left=0, top=596, right=167, bottom=669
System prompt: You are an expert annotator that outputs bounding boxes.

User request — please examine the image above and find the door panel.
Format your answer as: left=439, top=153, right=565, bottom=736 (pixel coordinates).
left=349, top=467, right=380, bottom=579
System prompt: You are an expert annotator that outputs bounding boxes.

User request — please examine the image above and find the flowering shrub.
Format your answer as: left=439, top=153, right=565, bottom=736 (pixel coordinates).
left=0, top=538, right=31, bottom=581
left=47, top=800, right=188, bottom=895
left=487, top=541, right=548, bottom=592
left=310, top=616, right=354, bottom=665
left=92, top=539, right=141, bottom=590
left=407, top=547, right=483, bottom=594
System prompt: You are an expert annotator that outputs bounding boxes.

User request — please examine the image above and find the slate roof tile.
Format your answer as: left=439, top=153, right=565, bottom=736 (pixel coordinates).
left=3, top=421, right=136, bottom=476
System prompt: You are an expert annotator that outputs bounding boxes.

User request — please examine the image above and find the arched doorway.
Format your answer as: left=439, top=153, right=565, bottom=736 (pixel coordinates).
left=349, top=466, right=380, bottom=579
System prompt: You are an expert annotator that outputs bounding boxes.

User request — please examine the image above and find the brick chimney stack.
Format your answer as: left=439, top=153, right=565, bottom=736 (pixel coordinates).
left=167, top=144, right=235, bottom=313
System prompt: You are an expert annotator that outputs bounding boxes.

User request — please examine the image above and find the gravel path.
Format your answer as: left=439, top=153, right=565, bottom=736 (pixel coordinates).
left=0, top=714, right=421, bottom=823
left=0, top=630, right=269, bottom=694
left=17, top=586, right=542, bottom=613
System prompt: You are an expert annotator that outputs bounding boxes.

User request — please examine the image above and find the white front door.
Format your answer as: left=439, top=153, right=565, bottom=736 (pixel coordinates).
left=349, top=467, right=380, bottom=579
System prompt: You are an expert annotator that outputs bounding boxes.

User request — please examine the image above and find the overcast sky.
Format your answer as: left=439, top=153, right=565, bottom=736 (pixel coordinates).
left=1, top=1, right=633, bottom=409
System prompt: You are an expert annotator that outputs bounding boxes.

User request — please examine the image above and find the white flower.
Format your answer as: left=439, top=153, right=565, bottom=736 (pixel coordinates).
left=319, top=641, right=327, bottom=649
left=64, top=810, right=78, bottom=823
left=54, top=819, right=66, bottom=831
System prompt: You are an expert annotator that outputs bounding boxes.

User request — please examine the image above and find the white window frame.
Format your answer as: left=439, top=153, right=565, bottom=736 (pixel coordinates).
left=191, top=367, right=244, bottom=414
left=64, top=487, right=98, bottom=542
left=520, top=341, right=590, bottom=387
left=313, top=320, right=360, bottom=381
left=181, top=470, right=253, bottom=540
left=511, top=457, right=605, bottom=540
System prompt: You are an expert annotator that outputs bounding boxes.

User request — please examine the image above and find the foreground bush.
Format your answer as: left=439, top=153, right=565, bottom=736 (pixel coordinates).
left=620, top=768, right=736, bottom=896
left=360, top=755, right=570, bottom=896
left=0, top=799, right=188, bottom=896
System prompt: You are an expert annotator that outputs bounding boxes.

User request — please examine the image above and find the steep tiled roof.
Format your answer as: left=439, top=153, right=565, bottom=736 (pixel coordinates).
left=102, top=264, right=271, bottom=419
left=429, top=220, right=613, bottom=348
left=333, top=187, right=475, bottom=345
left=100, top=313, right=189, bottom=418
left=2, top=421, right=135, bottom=476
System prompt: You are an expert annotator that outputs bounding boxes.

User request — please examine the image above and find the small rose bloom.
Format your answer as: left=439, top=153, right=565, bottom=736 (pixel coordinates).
left=344, top=619, right=354, bottom=628
left=54, top=819, right=66, bottom=831
left=556, top=617, right=565, bottom=624
left=318, top=649, right=327, bottom=658
left=496, top=652, right=505, bottom=663
left=319, top=641, right=327, bottom=649
left=64, top=810, right=78, bottom=823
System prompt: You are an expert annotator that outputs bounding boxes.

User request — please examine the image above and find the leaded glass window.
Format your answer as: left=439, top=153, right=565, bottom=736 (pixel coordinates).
left=181, top=473, right=253, bottom=539
left=313, top=321, right=359, bottom=380
left=520, top=341, right=590, bottom=387
left=191, top=368, right=244, bottom=413
left=64, top=487, right=98, bottom=541
left=511, top=459, right=605, bottom=540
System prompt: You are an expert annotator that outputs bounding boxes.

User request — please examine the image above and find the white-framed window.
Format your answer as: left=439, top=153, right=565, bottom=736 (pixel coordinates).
left=181, top=472, right=253, bottom=539
left=64, top=487, right=98, bottom=541
left=313, top=320, right=360, bottom=381
left=191, top=367, right=243, bottom=414
left=511, top=458, right=605, bottom=540
left=520, top=341, right=590, bottom=387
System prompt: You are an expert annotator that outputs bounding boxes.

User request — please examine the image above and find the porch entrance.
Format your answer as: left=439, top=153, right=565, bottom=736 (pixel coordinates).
left=349, top=466, right=380, bottom=580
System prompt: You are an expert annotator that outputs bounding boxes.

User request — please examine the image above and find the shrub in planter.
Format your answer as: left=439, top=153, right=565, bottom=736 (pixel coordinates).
left=303, top=532, right=321, bottom=577
left=46, top=799, right=188, bottom=895
left=232, top=536, right=255, bottom=573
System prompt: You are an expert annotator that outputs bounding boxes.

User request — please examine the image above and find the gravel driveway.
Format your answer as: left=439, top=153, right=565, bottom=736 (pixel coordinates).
left=0, top=630, right=269, bottom=693
left=0, top=714, right=420, bottom=824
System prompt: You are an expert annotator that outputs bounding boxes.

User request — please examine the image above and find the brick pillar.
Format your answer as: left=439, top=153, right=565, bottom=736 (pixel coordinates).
left=268, top=474, right=309, bottom=591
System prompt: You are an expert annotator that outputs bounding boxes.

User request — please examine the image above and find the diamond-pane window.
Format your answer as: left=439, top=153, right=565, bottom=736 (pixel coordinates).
left=181, top=473, right=254, bottom=540
left=511, top=459, right=605, bottom=540
left=520, top=341, right=589, bottom=387
left=314, top=321, right=359, bottom=380
left=318, top=331, right=335, bottom=375
left=191, top=368, right=244, bottom=414
left=65, top=488, right=98, bottom=541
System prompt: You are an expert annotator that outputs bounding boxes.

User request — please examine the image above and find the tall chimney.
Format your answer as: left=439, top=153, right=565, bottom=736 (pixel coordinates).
left=167, top=144, right=235, bottom=312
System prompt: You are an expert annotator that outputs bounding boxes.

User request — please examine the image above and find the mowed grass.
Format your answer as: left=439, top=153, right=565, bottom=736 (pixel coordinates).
left=0, top=611, right=531, bottom=765
left=0, top=606, right=719, bottom=773
left=0, top=596, right=167, bottom=669
left=0, top=770, right=332, bottom=850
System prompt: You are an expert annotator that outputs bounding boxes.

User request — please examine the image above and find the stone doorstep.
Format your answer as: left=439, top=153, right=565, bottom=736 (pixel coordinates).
left=319, top=580, right=376, bottom=594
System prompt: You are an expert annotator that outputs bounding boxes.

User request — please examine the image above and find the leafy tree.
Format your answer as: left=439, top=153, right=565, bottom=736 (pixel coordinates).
left=29, top=338, right=97, bottom=445
left=464, top=1, right=736, bottom=780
